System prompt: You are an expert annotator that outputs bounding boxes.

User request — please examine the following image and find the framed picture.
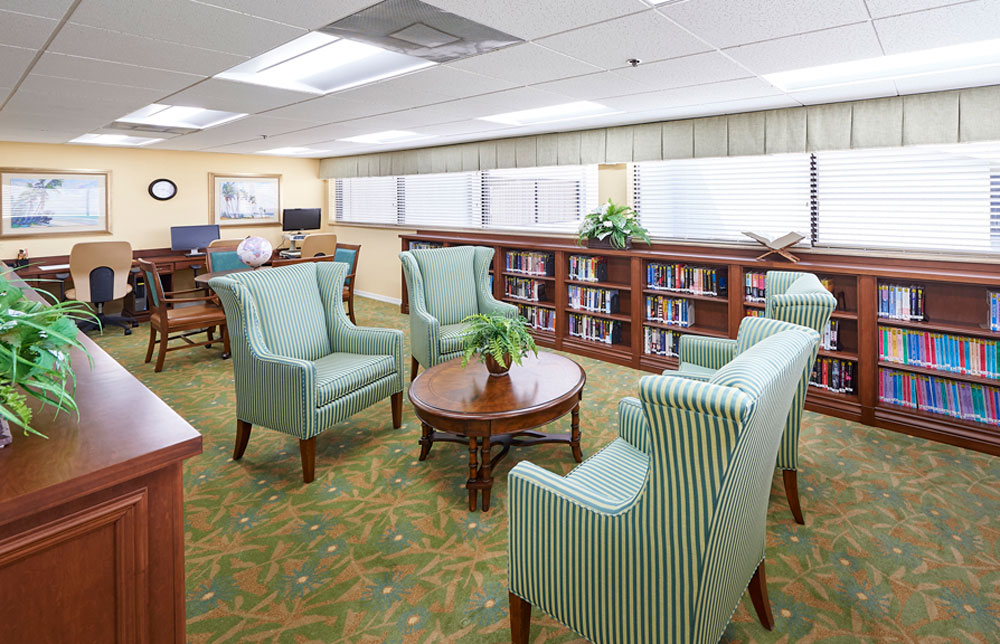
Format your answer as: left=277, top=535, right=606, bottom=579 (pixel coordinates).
left=210, top=173, right=281, bottom=227
left=0, top=169, right=110, bottom=238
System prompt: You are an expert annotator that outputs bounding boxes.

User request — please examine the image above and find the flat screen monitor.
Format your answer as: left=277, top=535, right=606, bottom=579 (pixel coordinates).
left=170, top=224, right=220, bottom=256
left=282, top=208, right=322, bottom=232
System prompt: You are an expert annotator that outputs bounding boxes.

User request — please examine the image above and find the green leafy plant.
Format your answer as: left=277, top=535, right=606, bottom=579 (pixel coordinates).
left=461, top=313, right=538, bottom=369
left=577, top=199, right=651, bottom=249
left=0, top=270, right=97, bottom=438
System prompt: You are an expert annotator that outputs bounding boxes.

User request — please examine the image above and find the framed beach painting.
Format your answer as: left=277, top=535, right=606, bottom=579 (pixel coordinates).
left=0, top=169, right=110, bottom=238
left=210, top=173, right=281, bottom=227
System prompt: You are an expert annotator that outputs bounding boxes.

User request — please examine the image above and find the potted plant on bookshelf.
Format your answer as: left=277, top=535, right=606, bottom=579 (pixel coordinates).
left=577, top=199, right=651, bottom=250
left=461, top=313, right=538, bottom=377
left=0, top=269, right=97, bottom=448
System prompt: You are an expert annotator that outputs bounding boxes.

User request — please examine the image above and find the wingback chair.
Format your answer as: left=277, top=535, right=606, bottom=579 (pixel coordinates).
left=508, top=327, right=819, bottom=644
left=399, top=245, right=516, bottom=381
left=209, top=262, right=404, bottom=483
left=664, top=271, right=836, bottom=523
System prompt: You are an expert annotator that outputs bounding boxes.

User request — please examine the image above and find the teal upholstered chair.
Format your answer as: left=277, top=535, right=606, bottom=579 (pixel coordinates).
left=206, top=247, right=250, bottom=273
left=664, top=271, right=836, bottom=523
left=209, top=262, right=404, bottom=483
left=399, top=245, right=516, bottom=381
left=334, top=243, right=360, bottom=325
left=508, top=327, right=819, bottom=644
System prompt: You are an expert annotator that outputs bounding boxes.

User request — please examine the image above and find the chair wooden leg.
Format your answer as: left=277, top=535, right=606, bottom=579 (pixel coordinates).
left=154, top=330, right=169, bottom=372
left=783, top=469, right=805, bottom=525
left=509, top=592, right=532, bottom=644
left=748, top=560, right=774, bottom=630
left=299, top=437, right=316, bottom=483
left=391, top=391, right=402, bottom=429
left=410, top=356, right=419, bottom=382
left=144, top=326, right=157, bottom=363
left=347, top=295, right=356, bottom=325
left=233, top=420, right=252, bottom=459
left=206, top=326, right=214, bottom=348
left=221, top=324, right=231, bottom=359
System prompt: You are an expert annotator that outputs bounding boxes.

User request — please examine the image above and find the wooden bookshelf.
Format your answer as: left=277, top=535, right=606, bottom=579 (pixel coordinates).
left=400, top=231, right=1000, bottom=456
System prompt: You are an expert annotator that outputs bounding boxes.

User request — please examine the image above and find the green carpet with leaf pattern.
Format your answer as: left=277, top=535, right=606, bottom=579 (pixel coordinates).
left=93, top=297, right=1000, bottom=644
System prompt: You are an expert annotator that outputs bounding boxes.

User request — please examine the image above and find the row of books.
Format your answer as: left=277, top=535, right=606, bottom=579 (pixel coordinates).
left=645, top=295, right=695, bottom=327
left=810, top=357, right=855, bottom=394
left=647, top=263, right=726, bottom=296
left=568, top=314, right=621, bottom=345
left=643, top=326, right=680, bottom=357
left=878, top=283, right=925, bottom=321
left=745, top=272, right=766, bottom=303
left=880, top=368, right=1000, bottom=426
left=568, top=255, right=608, bottom=282
left=517, top=304, right=555, bottom=332
left=505, top=276, right=547, bottom=302
left=505, top=251, right=554, bottom=276
left=409, top=241, right=443, bottom=250
left=568, top=285, right=620, bottom=314
left=990, top=291, right=1000, bottom=332
left=746, top=309, right=839, bottom=350
left=878, top=326, right=999, bottom=378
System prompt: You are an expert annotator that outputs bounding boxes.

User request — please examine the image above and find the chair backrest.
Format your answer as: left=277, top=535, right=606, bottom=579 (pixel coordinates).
left=206, top=247, right=248, bottom=273
left=735, top=315, right=812, bottom=354
left=300, top=233, right=337, bottom=258
left=271, top=255, right=337, bottom=268
left=69, top=241, right=132, bottom=303
left=764, top=271, right=837, bottom=333
left=405, top=246, right=480, bottom=325
left=136, top=258, right=166, bottom=311
left=208, top=238, right=243, bottom=248
left=334, top=243, right=360, bottom=287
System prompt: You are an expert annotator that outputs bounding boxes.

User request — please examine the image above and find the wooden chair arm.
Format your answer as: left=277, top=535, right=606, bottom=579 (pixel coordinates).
left=164, top=287, right=211, bottom=296
left=162, top=295, right=220, bottom=305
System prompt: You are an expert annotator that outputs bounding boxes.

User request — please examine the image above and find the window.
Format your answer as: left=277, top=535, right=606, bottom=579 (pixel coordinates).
left=483, top=165, right=598, bottom=232
left=632, top=154, right=812, bottom=244
left=400, top=172, right=482, bottom=229
left=334, top=176, right=397, bottom=225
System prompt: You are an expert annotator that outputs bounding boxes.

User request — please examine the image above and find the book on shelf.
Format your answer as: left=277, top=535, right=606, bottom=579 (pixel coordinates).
left=747, top=309, right=765, bottom=318
left=568, top=255, right=607, bottom=282
left=505, top=250, right=554, bottom=276
left=810, top=357, right=855, bottom=394
left=647, top=263, right=726, bottom=296
left=645, top=295, right=695, bottom=327
left=991, top=291, right=1000, bottom=332
left=879, top=326, right=999, bottom=379
left=568, top=313, right=621, bottom=345
left=880, top=367, right=1000, bottom=426
left=878, top=283, right=925, bottom=321
left=409, top=241, right=443, bottom=250
left=517, top=303, right=555, bottom=332
left=505, top=276, right=546, bottom=302
left=822, top=319, right=839, bottom=351
left=643, top=326, right=680, bottom=357
left=568, top=285, right=619, bottom=314
left=745, top=271, right=767, bottom=302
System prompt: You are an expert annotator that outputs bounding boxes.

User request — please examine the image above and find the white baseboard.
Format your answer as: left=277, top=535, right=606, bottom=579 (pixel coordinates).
left=355, top=289, right=402, bottom=306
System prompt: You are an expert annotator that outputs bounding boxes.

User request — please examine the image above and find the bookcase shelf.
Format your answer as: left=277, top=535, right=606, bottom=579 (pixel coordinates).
left=642, top=321, right=728, bottom=338
left=644, top=288, right=726, bottom=303
left=503, top=271, right=555, bottom=281
left=878, top=360, right=1000, bottom=387
left=567, top=278, right=631, bottom=290
left=566, top=307, right=631, bottom=323
left=877, top=316, right=1000, bottom=339
left=820, top=348, right=859, bottom=361
left=503, top=296, right=555, bottom=309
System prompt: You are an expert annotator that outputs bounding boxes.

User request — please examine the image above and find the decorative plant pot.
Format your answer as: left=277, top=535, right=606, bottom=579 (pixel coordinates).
left=484, top=353, right=512, bottom=377
left=586, top=237, right=631, bottom=250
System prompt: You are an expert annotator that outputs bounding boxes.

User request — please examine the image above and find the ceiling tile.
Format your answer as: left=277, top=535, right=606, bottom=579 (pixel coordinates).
left=450, top=43, right=602, bottom=85
left=723, top=22, right=883, bottom=75
left=373, top=66, right=518, bottom=101
left=196, top=0, right=378, bottom=29
left=163, top=78, right=312, bottom=113
left=261, top=96, right=381, bottom=123
left=0, top=44, right=34, bottom=87
left=332, top=81, right=452, bottom=112
left=602, top=77, right=783, bottom=111
left=0, top=0, right=73, bottom=18
left=0, top=8, right=57, bottom=48
left=784, top=79, right=898, bottom=105
left=423, top=0, right=648, bottom=40
left=615, top=52, right=751, bottom=91
left=532, top=71, right=650, bottom=100
left=0, top=126, right=80, bottom=143
left=17, top=73, right=165, bottom=108
left=536, top=9, right=710, bottom=69
left=659, top=0, right=870, bottom=48
left=864, top=0, right=980, bottom=19
left=146, top=114, right=313, bottom=149
left=0, top=102, right=110, bottom=132
left=893, top=65, right=1000, bottom=94
left=32, top=52, right=203, bottom=92
left=412, top=119, right=518, bottom=137
left=68, top=0, right=306, bottom=57
left=49, top=23, right=248, bottom=75
left=465, top=86, right=572, bottom=113
left=622, top=95, right=801, bottom=125
left=874, top=0, right=1000, bottom=54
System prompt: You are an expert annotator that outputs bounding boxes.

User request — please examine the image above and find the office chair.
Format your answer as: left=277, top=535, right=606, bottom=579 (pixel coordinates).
left=206, top=246, right=250, bottom=273
left=65, top=241, right=136, bottom=335
left=300, top=233, right=337, bottom=258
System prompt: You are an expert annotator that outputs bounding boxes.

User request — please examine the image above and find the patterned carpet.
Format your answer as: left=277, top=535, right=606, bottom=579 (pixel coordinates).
left=93, top=298, right=1000, bottom=644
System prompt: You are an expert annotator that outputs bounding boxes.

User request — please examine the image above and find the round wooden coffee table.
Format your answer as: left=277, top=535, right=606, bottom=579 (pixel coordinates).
left=408, top=352, right=585, bottom=512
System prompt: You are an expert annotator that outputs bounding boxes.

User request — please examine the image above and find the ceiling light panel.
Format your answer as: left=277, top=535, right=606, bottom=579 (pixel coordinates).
left=339, top=130, right=434, bottom=144
left=477, top=101, right=621, bottom=126
left=117, top=104, right=247, bottom=129
left=70, top=133, right=163, bottom=146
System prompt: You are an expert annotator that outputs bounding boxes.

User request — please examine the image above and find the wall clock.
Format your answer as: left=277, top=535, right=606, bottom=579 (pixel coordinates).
left=148, top=178, right=177, bottom=201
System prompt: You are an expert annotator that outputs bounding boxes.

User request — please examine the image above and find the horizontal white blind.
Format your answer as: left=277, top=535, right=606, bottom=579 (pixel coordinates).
left=335, top=176, right=397, bottom=225
left=633, top=154, right=812, bottom=244
left=815, top=143, right=999, bottom=253
left=484, top=165, right=598, bottom=232
left=401, top=171, right=482, bottom=228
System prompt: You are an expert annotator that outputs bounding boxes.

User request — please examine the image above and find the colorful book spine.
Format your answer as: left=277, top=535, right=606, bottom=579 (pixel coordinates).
left=990, top=291, right=1000, bottom=332
left=745, top=271, right=767, bottom=302
left=877, top=283, right=925, bottom=321
left=505, top=276, right=546, bottom=302
left=409, top=241, right=443, bottom=250
left=878, top=326, right=999, bottom=379
left=517, top=304, right=555, bottom=332
left=643, top=326, right=680, bottom=357
left=822, top=319, right=840, bottom=351
left=747, top=309, right=765, bottom=318
left=879, top=368, right=1000, bottom=426
left=646, top=263, right=726, bottom=296
left=645, top=295, right=695, bottom=327
left=568, top=285, right=620, bottom=314
left=810, top=357, right=856, bottom=393
left=505, top=251, right=554, bottom=276
left=568, top=314, right=620, bottom=345
left=568, top=255, right=608, bottom=282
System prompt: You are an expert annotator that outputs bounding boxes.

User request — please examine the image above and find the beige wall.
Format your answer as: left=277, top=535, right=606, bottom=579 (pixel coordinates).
left=328, top=222, right=414, bottom=302
left=0, top=141, right=326, bottom=260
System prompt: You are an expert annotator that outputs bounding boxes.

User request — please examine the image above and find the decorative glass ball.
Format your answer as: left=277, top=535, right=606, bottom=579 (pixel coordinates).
left=236, top=236, right=273, bottom=268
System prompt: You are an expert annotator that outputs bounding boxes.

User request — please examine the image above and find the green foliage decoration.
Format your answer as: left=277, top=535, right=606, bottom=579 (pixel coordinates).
left=460, top=313, right=538, bottom=369
left=576, top=199, right=651, bottom=249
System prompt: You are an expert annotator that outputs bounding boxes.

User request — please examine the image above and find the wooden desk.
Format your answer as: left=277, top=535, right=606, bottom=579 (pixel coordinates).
left=0, top=268, right=202, bottom=643
left=194, top=268, right=249, bottom=286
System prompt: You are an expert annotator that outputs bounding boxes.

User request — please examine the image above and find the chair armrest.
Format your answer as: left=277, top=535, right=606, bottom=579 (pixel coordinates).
left=768, top=291, right=837, bottom=319
left=165, top=287, right=210, bottom=296
left=639, top=375, right=751, bottom=425
left=659, top=369, right=713, bottom=382
left=162, top=295, right=220, bottom=304
left=678, top=336, right=737, bottom=370
left=509, top=461, right=637, bottom=516
left=336, top=326, right=404, bottom=383
left=617, top=397, right=651, bottom=453
left=480, top=297, right=517, bottom=317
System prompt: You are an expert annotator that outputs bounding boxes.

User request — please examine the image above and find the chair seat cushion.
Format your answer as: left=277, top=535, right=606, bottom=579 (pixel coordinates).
left=439, top=322, right=471, bottom=354
left=661, top=362, right=718, bottom=381
left=565, top=438, right=649, bottom=503
left=152, top=303, right=225, bottom=327
left=314, top=352, right=396, bottom=407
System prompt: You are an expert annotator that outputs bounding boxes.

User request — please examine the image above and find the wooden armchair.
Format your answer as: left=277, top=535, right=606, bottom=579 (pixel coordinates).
left=335, top=243, right=361, bottom=324
left=138, top=258, right=230, bottom=372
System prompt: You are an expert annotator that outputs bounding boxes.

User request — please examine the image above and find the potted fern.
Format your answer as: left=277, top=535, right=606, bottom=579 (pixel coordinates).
left=461, top=313, right=538, bottom=377
left=577, top=199, right=651, bottom=250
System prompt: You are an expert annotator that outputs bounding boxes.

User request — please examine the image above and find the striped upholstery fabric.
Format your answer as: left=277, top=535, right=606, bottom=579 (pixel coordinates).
left=508, top=328, right=817, bottom=644
left=209, top=262, right=403, bottom=440
left=400, top=246, right=516, bottom=371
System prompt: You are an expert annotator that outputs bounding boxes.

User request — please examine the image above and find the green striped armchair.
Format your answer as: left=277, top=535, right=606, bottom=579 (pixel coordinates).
left=664, top=271, right=836, bottom=523
left=508, top=327, right=819, bottom=644
left=399, top=245, right=516, bottom=381
left=209, top=262, right=404, bottom=483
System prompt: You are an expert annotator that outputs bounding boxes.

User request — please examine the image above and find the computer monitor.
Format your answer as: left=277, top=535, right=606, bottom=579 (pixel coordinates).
left=170, top=224, right=220, bottom=256
left=282, top=208, right=322, bottom=232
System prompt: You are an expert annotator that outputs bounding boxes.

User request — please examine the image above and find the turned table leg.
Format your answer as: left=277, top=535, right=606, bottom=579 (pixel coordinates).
left=480, top=437, right=494, bottom=512
left=467, top=437, right=479, bottom=512
left=570, top=403, right=583, bottom=463
left=419, top=423, right=433, bottom=461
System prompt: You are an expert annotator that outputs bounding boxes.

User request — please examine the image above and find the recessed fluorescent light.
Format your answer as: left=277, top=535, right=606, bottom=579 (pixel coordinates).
left=764, top=38, right=1000, bottom=92
left=338, top=130, right=435, bottom=145
left=258, top=147, right=332, bottom=156
left=216, top=32, right=435, bottom=95
left=117, top=104, right=246, bottom=130
left=477, top=101, right=621, bottom=126
left=69, top=133, right=163, bottom=146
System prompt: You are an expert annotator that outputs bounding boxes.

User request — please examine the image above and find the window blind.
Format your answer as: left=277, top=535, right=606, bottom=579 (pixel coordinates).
left=335, top=176, right=397, bottom=225
left=483, top=165, right=598, bottom=232
left=632, top=154, right=812, bottom=244
left=401, top=171, right=482, bottom=229
left=814, top=143, right=999, bottom=253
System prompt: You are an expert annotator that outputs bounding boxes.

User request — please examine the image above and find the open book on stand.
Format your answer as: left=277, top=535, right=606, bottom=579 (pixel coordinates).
left=743, top=231, right=805, bottom=262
